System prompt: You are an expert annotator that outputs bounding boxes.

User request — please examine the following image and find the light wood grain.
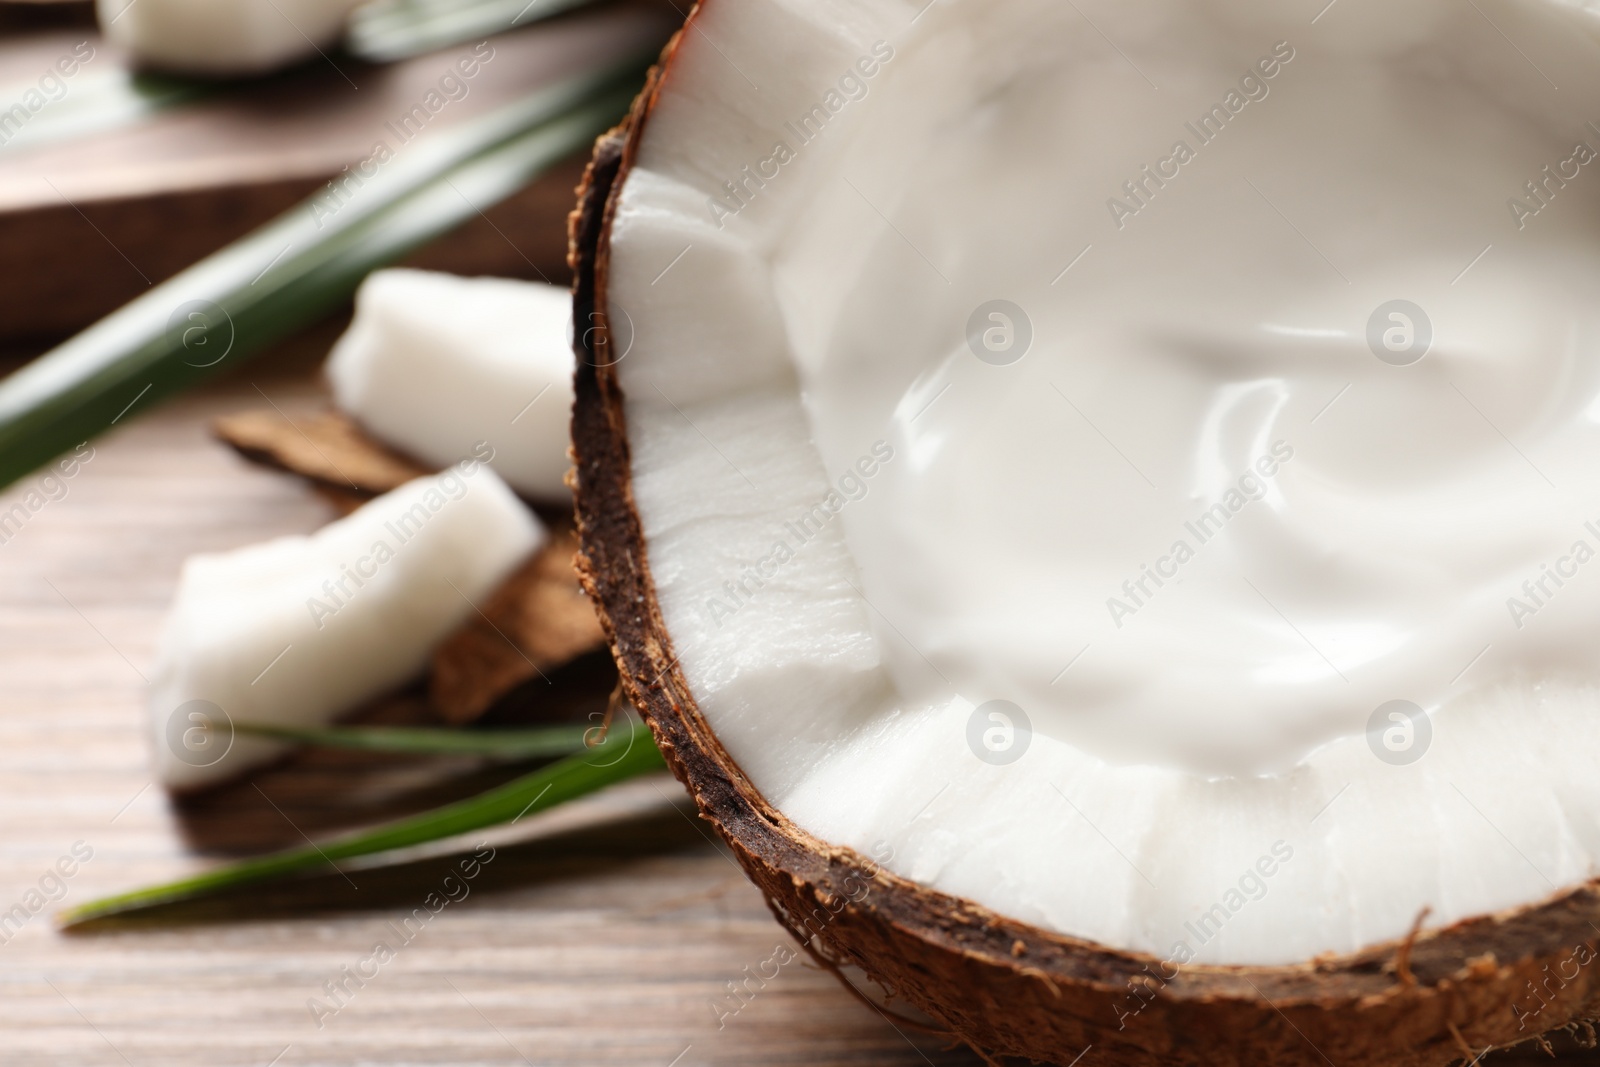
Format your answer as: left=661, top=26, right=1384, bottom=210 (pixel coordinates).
left=0, top=338, right=1589, bottom=1067
left=0, top=326, right=991, bottom=1067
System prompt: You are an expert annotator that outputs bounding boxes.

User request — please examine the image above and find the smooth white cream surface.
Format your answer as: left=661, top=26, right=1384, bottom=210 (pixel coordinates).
left=607, top=0, right=1600, bottom=963
left=789, top=5, right=1600, bottom=777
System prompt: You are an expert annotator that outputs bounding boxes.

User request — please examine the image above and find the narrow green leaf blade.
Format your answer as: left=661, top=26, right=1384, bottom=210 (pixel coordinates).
left=0, top=69, right=209, bottom=156
left=60, top=722, right=665, bottom=926
left=0, top=53, right=651, bottom=494
left=347, top=0, right=600, bottom=63
left=232, top=720, right=591, bottom=758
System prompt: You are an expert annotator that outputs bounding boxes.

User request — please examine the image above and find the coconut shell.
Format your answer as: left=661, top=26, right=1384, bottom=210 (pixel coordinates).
left=213, top=408, right=431, bottom=495
left=564, top=8, right=1600, bottom=1064
left=429, top=526, right=607, bottom=723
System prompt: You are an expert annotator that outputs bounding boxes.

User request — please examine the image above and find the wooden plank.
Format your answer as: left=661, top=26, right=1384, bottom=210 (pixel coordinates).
left=0, top=328, right=982, bottom=1067
left=0, top=2, right=93, bottom=36
left=0, top=1, right=677, bottom=346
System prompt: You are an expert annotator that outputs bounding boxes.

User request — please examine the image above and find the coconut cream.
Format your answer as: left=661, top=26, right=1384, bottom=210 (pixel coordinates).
left=607, top=0, right=1600, bottom=963
left=787, top=1, right=1600, bottom=776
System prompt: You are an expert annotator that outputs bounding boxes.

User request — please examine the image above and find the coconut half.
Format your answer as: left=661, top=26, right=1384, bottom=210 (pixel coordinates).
left=570, top=1, right=1600, bottom=1062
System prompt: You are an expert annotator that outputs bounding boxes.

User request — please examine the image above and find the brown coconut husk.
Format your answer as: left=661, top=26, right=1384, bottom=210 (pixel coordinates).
left=428, top=525, right=607, bottom=723
left=214, top=408, right=431, bottom=495
left=564, top=8, right=1600, bottom=1064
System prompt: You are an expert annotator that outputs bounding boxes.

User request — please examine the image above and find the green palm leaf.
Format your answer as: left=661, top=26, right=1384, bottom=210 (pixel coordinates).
left=233, top=720, right=592, bottom=758
left=0, top=70, right=208, bottom=156
left=0, top=51, right=652, bottom=495
left=61, top=721, right=665, bottom=926
left=347, top=0, right=601, bottom=62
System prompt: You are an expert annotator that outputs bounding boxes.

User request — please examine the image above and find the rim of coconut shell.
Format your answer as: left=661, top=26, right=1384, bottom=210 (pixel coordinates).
left=564, top=9, right=1600, bottom=1064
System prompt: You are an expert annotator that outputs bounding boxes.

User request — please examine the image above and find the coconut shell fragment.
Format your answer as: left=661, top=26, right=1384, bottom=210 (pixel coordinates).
left=214, top=408, right=430, bottom=495
left=429, top=527, right=608, bottom=723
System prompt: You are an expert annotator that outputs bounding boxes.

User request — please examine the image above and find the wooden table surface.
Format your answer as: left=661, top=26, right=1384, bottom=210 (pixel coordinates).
left=3, top=339, right=1592, bottom=1067
left=0, top=327, right=983, bottom=1067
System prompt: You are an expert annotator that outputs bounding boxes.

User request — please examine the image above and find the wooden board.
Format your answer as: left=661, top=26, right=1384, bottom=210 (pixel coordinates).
left=0, top=0, right=678, bottom=348
left=0, top=2, right=94, bottom=35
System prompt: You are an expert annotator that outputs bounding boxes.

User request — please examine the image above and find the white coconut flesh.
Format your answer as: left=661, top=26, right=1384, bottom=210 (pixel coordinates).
left=149, top=465, right=541, bottom=790
left=607, top=0, right=1600, bottom=966
left=97, top=0, right=366, bottom=76
left=329, top=269, right=579, bottom=502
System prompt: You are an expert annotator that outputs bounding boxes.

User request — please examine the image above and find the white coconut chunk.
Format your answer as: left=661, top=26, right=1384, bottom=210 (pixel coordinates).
left=327, top=269, right=577, bottom=502
left=97, top=0, right=365, bottom=77
left=148, top=463, right=543, bottom=790
left=606, top=170, right=799, bottom=409
left=626, top=388, right=887, bottom=798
